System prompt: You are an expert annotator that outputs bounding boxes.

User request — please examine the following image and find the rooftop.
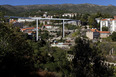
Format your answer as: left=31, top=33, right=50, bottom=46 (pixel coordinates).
left=99, top=31, right=110, bottom=33
left=90, top=29, right=99, bottom=32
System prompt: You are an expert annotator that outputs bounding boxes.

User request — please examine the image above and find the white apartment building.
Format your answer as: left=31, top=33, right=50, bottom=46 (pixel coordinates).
left=100, top=17, right=116, bottom=33
left=62, top=13, right=77, bottom=17
left=51, top=43, right=70, bottom=49
left=17, top=18, right=35, bottom=22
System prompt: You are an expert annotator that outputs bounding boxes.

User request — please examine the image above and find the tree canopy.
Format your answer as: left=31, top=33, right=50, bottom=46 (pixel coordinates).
left=110, top=32, right=116, bottom=41
left=0, top=23, right=34, bottom=77
left=71, top=37, right=114, bottom=77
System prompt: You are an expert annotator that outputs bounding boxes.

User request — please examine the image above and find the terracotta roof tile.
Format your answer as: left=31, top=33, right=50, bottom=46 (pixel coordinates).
left=28, top=31, right=33, bottom=33
left=90, top=29, right=99, bottom=32
left=99, top=31, right=110, bottom=33
left=101, top=19, right=107, bottom=21
left=114, top=16, right=116, bottom=19
left=110, top=19, right=116, bottom=21
left=21, top=27, right=39, bottom=31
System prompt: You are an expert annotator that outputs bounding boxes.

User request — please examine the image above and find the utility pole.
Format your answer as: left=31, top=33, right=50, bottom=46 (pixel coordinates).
left=36, top=19, right=38, bottom=41
left=63, top=20, right=65, bottom=38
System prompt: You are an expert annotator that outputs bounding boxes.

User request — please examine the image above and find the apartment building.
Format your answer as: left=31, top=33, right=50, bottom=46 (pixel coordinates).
left=100, top=17, right=116, bottom=33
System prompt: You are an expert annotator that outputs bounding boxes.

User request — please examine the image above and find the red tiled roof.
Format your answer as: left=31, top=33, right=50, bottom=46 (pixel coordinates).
left=99, top=31, right=110, bottom=33
left=90, top=29, right=110, bottom=34
left=21, top=29, right=26, bottom=31
left=25, top=27, right=35, bottom=30
left=114, top=16, right=116, bottom=19
left=101, top=19, right=107, bottom=21
left=90, top=29, right=99, bottom=32
left=21, top=27, right=39, bottom=31
left=21, top=27, right=34, bottom=30
left=110, top=19, right=116, bottom=21
left=28, top=31, right=33, bottom=33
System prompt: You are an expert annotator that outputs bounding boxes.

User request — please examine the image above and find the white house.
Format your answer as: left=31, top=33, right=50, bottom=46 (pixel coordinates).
left=62, top=13, right=77, bottom=17
left=17, top=18, right=35, bottom=22
left=51, top=43, right=70, bottom=49
left=100, top=17, right=116, bottom=33
left=43, top=25, right=53, bottom=29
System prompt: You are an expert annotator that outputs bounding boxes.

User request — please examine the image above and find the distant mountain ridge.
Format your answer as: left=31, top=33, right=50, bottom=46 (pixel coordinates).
left=1, top=4, right=116, bottom=16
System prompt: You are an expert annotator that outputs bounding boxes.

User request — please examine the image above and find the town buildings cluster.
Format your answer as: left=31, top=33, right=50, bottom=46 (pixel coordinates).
left=8, top=12, right=116, bottom=49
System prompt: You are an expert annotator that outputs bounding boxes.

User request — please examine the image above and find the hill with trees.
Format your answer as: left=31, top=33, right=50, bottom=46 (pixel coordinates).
left=1, top=4, right=116, bottom=16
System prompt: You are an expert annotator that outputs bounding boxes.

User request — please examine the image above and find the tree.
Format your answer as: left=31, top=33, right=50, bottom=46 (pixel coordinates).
left=102, top=27, right=108, bottom=31
left=88, top=15, right=98, bottom=28
left=80, top=14, right=89, bottom=25
left=71, top=37, right=114, bottom=77
left=40, top=30, right=49, bottom=39
left=0, top=23, right=34, bottom=77
left=65, top=24, right=77, bottom=30
left=110, top=32, right=116, bottom=41
left=0, top=12, right=4, bottom=21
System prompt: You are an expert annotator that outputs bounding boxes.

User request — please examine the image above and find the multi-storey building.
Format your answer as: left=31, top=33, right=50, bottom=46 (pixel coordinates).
left=100, top=17, right=116, bottom=33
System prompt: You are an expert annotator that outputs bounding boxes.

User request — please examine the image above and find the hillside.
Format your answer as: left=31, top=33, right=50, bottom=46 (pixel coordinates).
left=1, top=4, right=116, bottom=16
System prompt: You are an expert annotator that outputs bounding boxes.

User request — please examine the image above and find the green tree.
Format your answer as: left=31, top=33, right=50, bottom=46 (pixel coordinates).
left=40, top=30, right=49, bottom=39
left=71, top=37, right=114, bottom=77
left=0, top=23, right=34, bottom=77
left=65, top=24, right=77, bottom=30
left=102, top=27, right=108, bottom=31
left=110, top=32, right=116, bottom=41
left=88, top=15, right=98, bottom=28
left=80, top=14, right=89, bottom=25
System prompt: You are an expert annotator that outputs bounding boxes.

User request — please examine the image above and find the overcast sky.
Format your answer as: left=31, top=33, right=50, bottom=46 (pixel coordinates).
left=0, top=0, right=116, bottom=6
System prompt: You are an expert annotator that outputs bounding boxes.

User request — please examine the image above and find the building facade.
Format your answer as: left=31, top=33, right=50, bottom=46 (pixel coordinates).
left=86, top=29, right=100, bottom=40
left=100, top=17, right=116, bottom=33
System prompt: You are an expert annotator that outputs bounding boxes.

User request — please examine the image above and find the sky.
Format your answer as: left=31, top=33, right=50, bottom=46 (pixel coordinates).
left=0, top=0, right=116, bottom=6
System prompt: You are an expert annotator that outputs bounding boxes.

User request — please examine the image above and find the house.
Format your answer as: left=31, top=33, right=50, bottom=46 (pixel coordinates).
left=40, top=20, right=52, bottom=25
left=62, top=13, right=77, bottom=17
left=51, top=43, right=71, bottom=49
left=9, top=19, right=17, bottom=23
left=27, top=31, right=33, bottom=35
left=43, top=25, right=53, bottom=29
left=20, top=27, right=35, bottom=32
left=65, top=20, right=81, bottom=26
left=99, top=16, right=116, bottom=33
left=86, top=29, right=100, bottom=40
left=99, top=31, right=110, bottom=38
left=17, top=18, right=35, bottom=22
left=100, top=18, right=111, bottom=31
left=86, top=29, right=110, bottom=39
left=20, top=27, right=39, bottom=35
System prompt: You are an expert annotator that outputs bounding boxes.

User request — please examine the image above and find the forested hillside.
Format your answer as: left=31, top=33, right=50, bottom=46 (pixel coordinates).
left=1, top=4, right=116, bottom=16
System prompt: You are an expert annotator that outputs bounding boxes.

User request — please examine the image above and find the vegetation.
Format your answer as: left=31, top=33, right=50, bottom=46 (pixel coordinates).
left=110, top=32, right=116, bottom=41
left=102, top=27, right=109, bottom=31
left=70, top=37, right=114, bottom=77
left=75, top=12, right=111, bottom=28
left=65, top=24, right=77, bottom=30
left=1, top=4, right=116, bottom=16
left=0, top=23, right=34, bottom=77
